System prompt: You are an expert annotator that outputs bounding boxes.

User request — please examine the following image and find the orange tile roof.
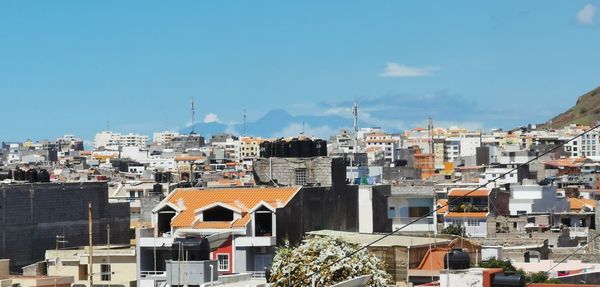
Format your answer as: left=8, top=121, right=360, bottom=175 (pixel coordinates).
left=448, top=188, right=491, bottom=197
left=568, top=198, right=596, bottom=211
left=543, top=157, right=587, bottom=168
left=167, top=187, right=300, bottom=228
left=445, top=212, right=488, bottom=218
left=416, top=247, right=449, bottom=270
left=436, top=199, right=448, bottom=213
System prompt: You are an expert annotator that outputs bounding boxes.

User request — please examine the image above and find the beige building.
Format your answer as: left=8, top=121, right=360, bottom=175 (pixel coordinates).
left=0, top=259, right=73, bottom=287
left=46, top=246, right=136, bottom=287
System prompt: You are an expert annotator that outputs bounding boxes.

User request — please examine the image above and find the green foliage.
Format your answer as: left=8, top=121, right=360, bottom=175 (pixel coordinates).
left=527, top=271, right=549, bottom=283
left=441, top=224, right=464, bottom=236
left=478, top=257, right=518, bottom=272
left=480, top=259, right=563, bottom=284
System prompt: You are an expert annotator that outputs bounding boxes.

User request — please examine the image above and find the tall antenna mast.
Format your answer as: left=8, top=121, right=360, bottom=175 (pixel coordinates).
left=353, top=98, right=359, bottom=153
left=191, top=99, right=196, bottom=134
left=243, top=108, right=247, bottom=136
left=428, top=117, right=434, bottom=153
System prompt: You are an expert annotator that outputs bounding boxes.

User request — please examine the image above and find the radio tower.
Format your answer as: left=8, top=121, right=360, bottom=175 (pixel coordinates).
left=353, top=98, right=359, bottom=151
left=243, top=108, right=247, bottom=136
left=191, top=99, right=196, bottom=135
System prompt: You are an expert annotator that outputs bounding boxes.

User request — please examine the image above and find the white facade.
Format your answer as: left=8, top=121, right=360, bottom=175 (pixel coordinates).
left=444, top=217, right=487, bottom=237
left=387, top=197, right=436, bottom=233
left=94, top=131, right=149, bottom=149
left=153, top=131, right=180, bottom=145
left=509, top=184, right=568, bottom=215
left=479, top=168, right=519, bottom=188
left=459, top=136, right=481, bottom=158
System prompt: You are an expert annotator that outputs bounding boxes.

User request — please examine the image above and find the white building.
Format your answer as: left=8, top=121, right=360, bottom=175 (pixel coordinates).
left=94, top=131, right=148, bottom=150
left=153, top=131, right=180, bottom=145
left=509, top=184, right=568, bottom=215
left=479, top=167, right=519, bottom=188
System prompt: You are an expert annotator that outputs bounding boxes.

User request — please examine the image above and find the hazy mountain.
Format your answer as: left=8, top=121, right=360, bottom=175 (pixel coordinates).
left=180, top=109, right=355, bottom=138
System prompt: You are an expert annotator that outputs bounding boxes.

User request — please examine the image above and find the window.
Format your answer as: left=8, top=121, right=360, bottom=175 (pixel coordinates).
left=388, top=207, right=396, bottom=218
left=408, top=206, right=430, bottom=218
left=218, top=254, right=229, bottom=271
left=468, top=219, right=478, bottom=226
left=101, top=264, right=111, bottom=281
left=295, top=168, right=307, bottom=186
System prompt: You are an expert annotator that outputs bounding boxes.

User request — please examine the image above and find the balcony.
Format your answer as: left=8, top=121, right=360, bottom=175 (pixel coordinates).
left=235, top=236, right=276, bottom=247
left=448, top=204, right=488, bottom=213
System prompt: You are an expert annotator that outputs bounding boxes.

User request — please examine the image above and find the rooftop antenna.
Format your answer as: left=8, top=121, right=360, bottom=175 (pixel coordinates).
left=353, top=98, right=359, bottom=152
left=428, top=117, right=434, bottom=153
left=191, top=99, right=196, bottom=135
left=243, top=108, right=247, bottom=136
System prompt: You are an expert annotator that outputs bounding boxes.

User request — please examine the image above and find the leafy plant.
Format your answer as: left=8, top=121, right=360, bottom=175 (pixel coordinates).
left=441, top=224, right=464, bottom=236
left=269, top=237, right=392, bottom=287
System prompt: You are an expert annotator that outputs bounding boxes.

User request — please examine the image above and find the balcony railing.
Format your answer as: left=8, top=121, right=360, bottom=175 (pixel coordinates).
left=251, top=271, right=266, bottom=279
left=140, top=271, right=166, bottom=278
left=448, top=205, right=488, bottom=213
left=390, top=217, right=434, bottom=225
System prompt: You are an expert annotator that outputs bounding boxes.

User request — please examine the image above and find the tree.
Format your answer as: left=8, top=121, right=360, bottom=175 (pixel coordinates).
left=441, top=224, right=464, bottom=236
left=269, top=236, right=392, bottom=287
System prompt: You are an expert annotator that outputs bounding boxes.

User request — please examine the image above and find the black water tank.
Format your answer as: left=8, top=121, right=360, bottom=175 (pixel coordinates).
left=281, top=140, right=290, bottom=157
left=153, top=183, right=163, bottom=194
left=443, top=248, right=470, bottom=270
left=289, top=138, right=301, bottom=157
left=314, top=139, right=327, bottom=156
left=274, top=140, right=283, bottom=157
left=163, top=172, right=172, bottom=183
left=265, top=141, right=273, bottom=158
left=492, top=272, right=526, bottom=287
left=14, top=168, right=25, bottom=181
left=26, top=169, right=38, bottom=183
left=300, top=139, right=313, bottom=157
left=171, top=237, right=210, bottom=261
left=38, top=169, right=50, bottom=183
left=155, top=171, right=163, bottom=183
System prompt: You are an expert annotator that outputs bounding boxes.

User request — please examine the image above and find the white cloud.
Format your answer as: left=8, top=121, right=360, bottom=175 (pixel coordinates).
left=203, top=113, right=220, bottom=123
left=379, top=62, right=439, bottom=77
left=577, top=4, right=596, bottom=25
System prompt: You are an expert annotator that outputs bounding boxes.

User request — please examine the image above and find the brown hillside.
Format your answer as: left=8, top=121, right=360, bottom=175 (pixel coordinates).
left=545, top=86, right=600, bottom=129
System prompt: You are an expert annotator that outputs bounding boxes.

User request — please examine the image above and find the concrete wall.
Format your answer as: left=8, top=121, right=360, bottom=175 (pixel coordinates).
left=253, top=157, right=345, bottom=187
left=275, top=185, right=359, bottom=245
left=0, top=182, right=130, bottom=268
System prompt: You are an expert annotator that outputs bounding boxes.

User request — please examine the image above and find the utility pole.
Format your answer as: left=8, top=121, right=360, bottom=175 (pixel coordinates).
left=107, top=224, right=111, bottom=287
left=88, top=203, right=94, bottom=287
left=243, top=108, right=247, bottom=136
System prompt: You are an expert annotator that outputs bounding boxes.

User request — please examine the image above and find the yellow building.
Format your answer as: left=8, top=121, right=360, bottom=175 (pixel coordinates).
left=46, top=246, right=137, bottom=287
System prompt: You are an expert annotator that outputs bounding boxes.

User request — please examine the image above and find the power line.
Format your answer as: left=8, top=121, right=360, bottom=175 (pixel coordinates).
left=525, top=231, right=600, bottom=286
left=303, top=123, right=600, bottom=282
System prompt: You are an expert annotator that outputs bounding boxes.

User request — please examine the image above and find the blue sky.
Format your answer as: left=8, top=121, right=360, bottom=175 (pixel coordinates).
left=1, top=1, right=599, bottom=142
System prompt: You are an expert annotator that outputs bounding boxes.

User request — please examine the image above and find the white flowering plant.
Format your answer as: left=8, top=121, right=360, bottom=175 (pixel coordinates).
left=269, top=236, right=392, bottom=286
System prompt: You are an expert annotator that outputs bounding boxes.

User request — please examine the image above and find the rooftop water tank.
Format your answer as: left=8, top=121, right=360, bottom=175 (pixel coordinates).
left=443, top=248, right=470, bottom=270
left=492, top=272, right=526, bottom=287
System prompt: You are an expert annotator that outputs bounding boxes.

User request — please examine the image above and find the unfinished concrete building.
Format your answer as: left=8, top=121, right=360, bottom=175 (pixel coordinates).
left=0, top=182, right=130, bottom=268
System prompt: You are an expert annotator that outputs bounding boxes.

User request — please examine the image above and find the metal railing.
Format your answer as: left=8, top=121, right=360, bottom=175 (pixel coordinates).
left=140, top=270, right=167, bottom=278
left=251, top=271, right=266, bottom=279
